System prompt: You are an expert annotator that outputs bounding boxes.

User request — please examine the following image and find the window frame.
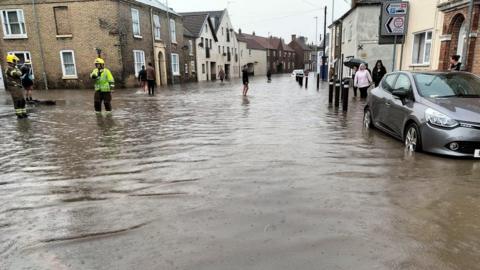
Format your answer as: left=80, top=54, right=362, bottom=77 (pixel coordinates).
left=153, top=14, right=161, bottom=41
left=1, top=9, right=27, bottom=39
left=59, top=50, right=78, bottom=79
left=171, top=53, right=180, bottom=75
left=133, top=50, right=145, bottom=78
left=131, top=8, right=141, bottom=38
left=411, top=30, right=433, bottom=66
left=170, top=19, right=176, bottom=43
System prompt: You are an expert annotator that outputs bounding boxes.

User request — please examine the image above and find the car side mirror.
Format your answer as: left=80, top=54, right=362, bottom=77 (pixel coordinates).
left=392, top=89, right=412, bottom=105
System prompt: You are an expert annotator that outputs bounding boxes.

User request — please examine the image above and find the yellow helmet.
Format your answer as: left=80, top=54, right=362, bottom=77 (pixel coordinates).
left=6, top=55, right=20, bottom=64
left=94, top=58, right=105, bottom=65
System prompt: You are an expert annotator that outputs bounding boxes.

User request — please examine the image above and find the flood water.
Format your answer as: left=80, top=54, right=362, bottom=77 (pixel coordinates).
left=1, top=75, right=479, bottom=270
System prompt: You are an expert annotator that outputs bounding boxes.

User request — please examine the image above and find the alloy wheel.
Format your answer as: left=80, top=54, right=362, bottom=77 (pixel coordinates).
left=405, top=127, right=418, bottom=152
left=364, top=110, right=372, bottom=128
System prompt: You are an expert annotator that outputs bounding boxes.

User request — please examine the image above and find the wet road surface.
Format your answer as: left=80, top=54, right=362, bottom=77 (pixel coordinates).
left=1, top=75, right=480, bottom=270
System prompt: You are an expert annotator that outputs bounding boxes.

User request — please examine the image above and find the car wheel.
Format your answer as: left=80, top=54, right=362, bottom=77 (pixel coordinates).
left=405, top=123, right=422, bottom=152
left=363, top=109, right=373, bottom=129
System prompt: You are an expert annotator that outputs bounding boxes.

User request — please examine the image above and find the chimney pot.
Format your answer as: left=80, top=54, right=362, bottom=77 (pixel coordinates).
left=292, top=34, right=297, bottom=42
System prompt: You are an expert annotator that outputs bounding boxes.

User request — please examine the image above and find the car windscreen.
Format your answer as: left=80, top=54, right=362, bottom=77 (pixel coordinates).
left=413, top=73, right=480, bottom=98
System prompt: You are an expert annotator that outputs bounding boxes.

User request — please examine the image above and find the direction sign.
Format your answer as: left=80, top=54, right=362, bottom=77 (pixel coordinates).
left=381, top=1, right=409, bottom=36
left=386, top=3, right=408, bottom=15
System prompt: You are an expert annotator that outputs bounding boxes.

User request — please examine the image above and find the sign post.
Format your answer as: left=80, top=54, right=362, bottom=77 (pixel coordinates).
left=380, top=1, right=409, bottom=71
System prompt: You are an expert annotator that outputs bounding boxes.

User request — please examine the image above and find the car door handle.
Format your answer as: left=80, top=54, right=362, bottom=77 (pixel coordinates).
left=385, top=101, right=391, bottom=106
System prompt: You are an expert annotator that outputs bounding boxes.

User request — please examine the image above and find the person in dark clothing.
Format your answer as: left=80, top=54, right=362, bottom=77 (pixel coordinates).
left=20, top=60, right=34, bottom=102
left=267, top=69, right=272, bottom=82
left=138, top=65, right=147, bottom=93
left=146, top=63, right=156, bottom=96
left=5, top=55, right=28, bottom=118
left=372, top=60, right=387, bottom=87
left=242, top=66, right=249, bottom=96
left=450, top=55, right=461, bottom=71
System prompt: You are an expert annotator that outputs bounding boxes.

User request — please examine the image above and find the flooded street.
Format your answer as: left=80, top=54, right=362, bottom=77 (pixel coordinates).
left=1, top=75, right=480, bottom=270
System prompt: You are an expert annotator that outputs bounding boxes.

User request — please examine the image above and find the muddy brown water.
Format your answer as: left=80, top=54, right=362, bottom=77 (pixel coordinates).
left=1, top=75, right=479, bottom=270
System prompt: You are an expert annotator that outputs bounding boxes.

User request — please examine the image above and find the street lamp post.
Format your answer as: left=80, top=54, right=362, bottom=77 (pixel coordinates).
left=315, top=16, right=318, bottom=74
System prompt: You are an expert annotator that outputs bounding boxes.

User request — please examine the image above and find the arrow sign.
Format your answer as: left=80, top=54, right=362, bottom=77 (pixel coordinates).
left=386, top=3, right=408, bottom=15
left=385, top=17, right=405, bottom=34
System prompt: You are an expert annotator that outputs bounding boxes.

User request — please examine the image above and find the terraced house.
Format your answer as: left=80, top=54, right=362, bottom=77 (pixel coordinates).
left=181, top=9, right=240, bottom=82
left=0, top=0, right=189, bottom=89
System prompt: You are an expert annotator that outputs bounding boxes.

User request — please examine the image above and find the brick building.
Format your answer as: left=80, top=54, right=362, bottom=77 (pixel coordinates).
left=289, top=35, right=313, bottom=70
left=0, top=0, right=187, bottom=89
left=237, top=32, right=295, bottom=74
left=438, top=1, right=480, bottom=73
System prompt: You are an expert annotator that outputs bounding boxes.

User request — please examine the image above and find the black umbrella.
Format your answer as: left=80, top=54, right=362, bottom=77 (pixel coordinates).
left=343, top=58, right=367, bottom=69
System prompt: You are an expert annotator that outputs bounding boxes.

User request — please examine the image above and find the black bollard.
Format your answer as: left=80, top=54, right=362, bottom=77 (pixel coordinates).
left=317, top=74, right=320, bottom=90
left=342, top=80, right=349, bottom=111
left=328, top=79, right=334, bottom=104
left=334, top=79, right=341, bottom=107
left=305, top=76, right=308, bottom=88
left=299, top=76, right=304, bottom=87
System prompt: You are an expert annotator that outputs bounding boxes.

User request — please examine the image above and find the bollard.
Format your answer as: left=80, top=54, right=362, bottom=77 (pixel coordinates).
left=334, top=79, right=341, bottom=107
left=317, top=74, right=320, bottom=90
left=299, top=76, right=304, bottom=87
left=342, top=80, right=350, bottom=112
left=305, top=76, right=308, bottom=88
left=328, top=79, right=334, bottom=104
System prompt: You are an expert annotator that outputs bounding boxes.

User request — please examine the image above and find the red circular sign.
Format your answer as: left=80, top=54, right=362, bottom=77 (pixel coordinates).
left=393, top=17, right=404, bottom=28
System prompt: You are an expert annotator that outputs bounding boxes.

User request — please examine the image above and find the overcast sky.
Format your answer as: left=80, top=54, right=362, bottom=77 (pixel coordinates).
left=168, top=0, right=350, bottom=45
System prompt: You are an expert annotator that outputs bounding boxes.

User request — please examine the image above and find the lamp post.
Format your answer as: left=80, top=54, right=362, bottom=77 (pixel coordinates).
left=315, top=16, right=318, bottom=74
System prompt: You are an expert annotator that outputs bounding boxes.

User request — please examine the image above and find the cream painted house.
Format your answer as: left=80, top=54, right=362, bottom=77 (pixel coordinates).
left=396, top=0, right=445, bottom=71
left=237, top=33, right=268, bottom=76
left=182, top=9, right=240, bottom=82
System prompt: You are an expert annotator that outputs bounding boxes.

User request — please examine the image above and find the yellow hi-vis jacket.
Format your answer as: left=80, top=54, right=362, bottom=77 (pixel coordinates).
left=90, top=68, right=114, bottom=92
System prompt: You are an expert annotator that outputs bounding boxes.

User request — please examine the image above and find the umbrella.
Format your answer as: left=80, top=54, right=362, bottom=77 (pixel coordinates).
left=343, top=58, right=367, bottom=69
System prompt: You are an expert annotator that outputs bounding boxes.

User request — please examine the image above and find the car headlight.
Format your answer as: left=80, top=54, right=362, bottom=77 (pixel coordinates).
left=425, top=108, right=458, bottom=128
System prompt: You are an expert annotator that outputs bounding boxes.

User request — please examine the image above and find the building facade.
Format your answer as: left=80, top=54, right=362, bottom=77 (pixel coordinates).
left=289, top=35, right=313, bottom=70
left=181, top=10, right=240, bottom=82
left=237, top=33, right=268, bottom=76
left=0, top=0, right=185, bottom=89
left=329, top=1, right=395, bottom=77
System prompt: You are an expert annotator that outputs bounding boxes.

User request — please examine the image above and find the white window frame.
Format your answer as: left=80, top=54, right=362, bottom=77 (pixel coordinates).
left=171, top=53, right=180, bottom=75
left=411, top=30, right=432, bottom=66
left=153, top=14, right=161, bottom=40
left=131, top=8, right=141, bottom=38
left=170, top=19, right=176, bottom=43
left=1, top=9, right=27, bottom=39
left=133, top=50, right=145, bottom=78
left=7, top=51, right=34, bottom=77
left=59, top=50, right=78, bottom=79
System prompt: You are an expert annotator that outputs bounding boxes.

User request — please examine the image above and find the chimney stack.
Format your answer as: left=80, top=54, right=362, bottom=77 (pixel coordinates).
left=252, top=31, right=255, bottom=36
left=291, top=34, right=297, bottom=42
left=239, top=28, right=242, bottom=34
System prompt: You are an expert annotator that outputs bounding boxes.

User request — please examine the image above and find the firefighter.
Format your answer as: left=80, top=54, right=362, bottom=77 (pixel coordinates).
left=5, top=55, right=28, bottom=118
left=90, top=58, right=114, bottom=114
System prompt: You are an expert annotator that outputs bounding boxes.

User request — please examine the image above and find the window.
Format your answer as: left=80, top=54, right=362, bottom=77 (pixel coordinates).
left=218, top=45, right=221, bottom=53
left=131, top=8, right=141, bottom=37
left=381, top=74, right=398, bottom=93
left=153, top=14, right=161, bottom=40
left=189, top=40, right=193, bottom=56
left=8, top=51, right=31, bottom=65
left=170, top=19, right=176, bottom=43
left=185, top=63, right=188, bottom=74
left=133, top=50, right=145, bottom=77
left=1, top=9, right=27, bottom=38
left=53, top=7, right=71, bottom=36
left=222, top=27, right=224, bottom=35
left=348, top=23, right=352, bottom=41
left=190, top=61, right=195, bottom=74
left=201, top=37, right=204, bottom=47
left=202, top=64, right=205, bottom=74
left=412, top=31, right=432, bottom=65
left=205, top=24, right=208, bottom=33
left=210, top=39, right=212, bottom=49
left=393, top=74, right=412, bottom=91
left=60, top=50, right=77, bottom=78
left=249, top=49, right=251, bottom=56
left=171, top=53, right=179, bottom=75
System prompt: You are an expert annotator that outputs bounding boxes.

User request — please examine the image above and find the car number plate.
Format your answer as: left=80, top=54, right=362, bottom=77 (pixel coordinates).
left=475, top=150, right=480, bottom=158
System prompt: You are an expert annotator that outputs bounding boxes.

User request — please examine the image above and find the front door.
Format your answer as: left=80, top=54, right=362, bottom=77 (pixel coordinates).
left=224, top=64, right=230, bottom=80
left=0, top=66, right=4, bottom=90
left=210, top=62, right=216, bottom=81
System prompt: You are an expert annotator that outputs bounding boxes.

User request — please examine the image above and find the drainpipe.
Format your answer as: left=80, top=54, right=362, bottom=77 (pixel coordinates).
left=462, top=0, right=475, bottom=71
left=32, top=0, right=48, bottom=89
left=165, top=0, right=174, bottom=85
left=150, top=7, right=157, bottom=85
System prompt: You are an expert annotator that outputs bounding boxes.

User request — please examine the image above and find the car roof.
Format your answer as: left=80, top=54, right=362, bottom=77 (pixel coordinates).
left=390, top=70, right=472, bottom=75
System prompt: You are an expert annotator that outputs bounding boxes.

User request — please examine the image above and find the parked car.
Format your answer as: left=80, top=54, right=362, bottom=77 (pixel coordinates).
left=364, top=71, right=480, bottom=158
left=291, top=69, right=304, bottom=77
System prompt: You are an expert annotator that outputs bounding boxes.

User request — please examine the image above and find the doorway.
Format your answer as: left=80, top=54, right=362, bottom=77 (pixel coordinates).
left=457, top=21, right=467, bottom=62
left=224, top=64, right=230, bottom=80
left=210, top=62, right=217, bottom=81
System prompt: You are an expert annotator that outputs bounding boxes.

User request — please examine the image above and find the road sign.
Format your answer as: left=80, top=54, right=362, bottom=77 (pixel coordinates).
left=381, top=1, right=409, bottom=37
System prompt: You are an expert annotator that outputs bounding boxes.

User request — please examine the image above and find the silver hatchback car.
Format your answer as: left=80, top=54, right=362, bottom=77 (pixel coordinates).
left=364, top=71, right=480, bottom=158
